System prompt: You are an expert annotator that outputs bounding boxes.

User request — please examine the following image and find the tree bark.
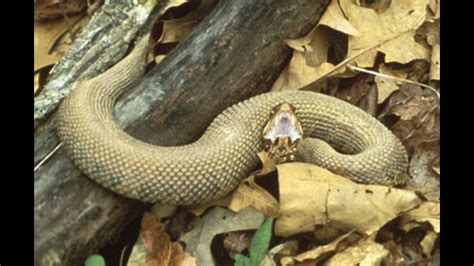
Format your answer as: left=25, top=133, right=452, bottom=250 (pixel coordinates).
left=34, top=0, right=330, bottom=265
left=34, top=0, right=159, bottom=128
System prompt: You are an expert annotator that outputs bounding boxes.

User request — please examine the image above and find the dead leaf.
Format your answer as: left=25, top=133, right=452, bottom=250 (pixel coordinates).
left=374, top=63, right=408, bottom=103
left=180, top=207, right=264, bottom=266
left=128, top=212, right=195, bottom=266
left=420, top=230, right=438, bottom=258
left=228, top=152, right=280, bottom=217
left=34, top=72, right=41, bottom=95
left=323, top=239, right=390, bottom=266
left=400, top=201, right=440, bottom=233
left=430, top=44, right=440, bottom=80
left=35, top=0, right=86, bottom=20
left=406, top=142, right=440, bottom=201
left=381, top=84, right=439, bottom=150
left=159, top=13, right=200, bottom=44
left=149, top=0, right=216, bottom=68
left=281, top=231, right=360, bottom=265
left=34, top=15, right=82, bottom=71
left=156, top=0, right=216, bottom=44
left=275, top=163, right=422, bottom=237
left=319, top=0, right=359, bottom=36
left=154, top=54, right=167, bottom=65
left=380, top=84, right=439, bottom=202
left=418, top=20, right=440, bottom=47
left=432, top=166, right=440, bottom=175
left=335, top=73, right=373, bottom=106
left=285, top=26, right=332, bottom=67
left=228, top=178, right=280, bottom=217
left=339, top=0, right=430, bottom=67
left=381, top=31, right=430, bottom=65
left=271, top=51, right=341, bottom=91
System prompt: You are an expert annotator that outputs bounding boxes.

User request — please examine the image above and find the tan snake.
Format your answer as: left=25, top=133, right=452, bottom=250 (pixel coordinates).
left=56, top=35, right=408, bottom=205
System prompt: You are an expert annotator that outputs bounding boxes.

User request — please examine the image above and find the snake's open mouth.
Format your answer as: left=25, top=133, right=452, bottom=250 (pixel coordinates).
left=262, top=103, right=303, bottom=163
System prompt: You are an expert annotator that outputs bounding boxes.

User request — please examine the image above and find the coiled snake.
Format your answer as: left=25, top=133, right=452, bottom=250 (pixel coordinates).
left=56, top=35, right=408, bottom=205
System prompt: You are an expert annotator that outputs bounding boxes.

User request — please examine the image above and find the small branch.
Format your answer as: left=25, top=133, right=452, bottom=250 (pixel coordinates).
left=34, top=142, right=63, bottom=172
left=348, top=65, right=440, bottom=100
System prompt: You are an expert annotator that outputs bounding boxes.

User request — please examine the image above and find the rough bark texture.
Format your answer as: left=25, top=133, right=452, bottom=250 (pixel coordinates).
left=34, top=0, right=330, bottom=265
left=34, top=0, right=157, bottom=128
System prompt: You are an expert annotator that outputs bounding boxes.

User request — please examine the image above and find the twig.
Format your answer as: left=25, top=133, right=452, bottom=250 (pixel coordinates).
left=119, top=245, right=129, bottom=266
left=348, top=65, right=440, bottom=100
left=34, top=142, right=63, bottom=172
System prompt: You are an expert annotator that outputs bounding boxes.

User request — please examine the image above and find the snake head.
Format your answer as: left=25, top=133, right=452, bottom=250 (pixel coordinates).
left=262, top=103, right=303, bottom=163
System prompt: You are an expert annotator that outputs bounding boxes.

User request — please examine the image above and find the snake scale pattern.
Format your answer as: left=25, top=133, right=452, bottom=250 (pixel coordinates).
left=56, top=35, right=408, bottom=205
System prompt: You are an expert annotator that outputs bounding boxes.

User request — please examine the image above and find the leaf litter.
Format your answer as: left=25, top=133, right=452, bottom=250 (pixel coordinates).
left=180, top=207, right=265, bottom=266
left=131, top=0, right=440, bottom=266
left=128, top=212, right=195, bottom=266
left=35, top=0, right=440, bottom=264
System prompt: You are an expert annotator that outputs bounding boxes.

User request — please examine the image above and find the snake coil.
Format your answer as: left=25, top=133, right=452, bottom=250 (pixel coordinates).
left=56, top=36, right=408, bottom=205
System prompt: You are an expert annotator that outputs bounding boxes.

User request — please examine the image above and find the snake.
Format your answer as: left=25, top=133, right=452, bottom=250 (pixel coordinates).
left=56, top=35, right=408, bottom=205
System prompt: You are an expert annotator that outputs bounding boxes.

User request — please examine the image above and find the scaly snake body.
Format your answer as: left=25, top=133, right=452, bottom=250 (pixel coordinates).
left=56, top=36, right=408, bottom=205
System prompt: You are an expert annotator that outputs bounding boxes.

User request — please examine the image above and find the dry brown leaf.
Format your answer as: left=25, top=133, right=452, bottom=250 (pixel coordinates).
left=150, top=0, right=215, bottom=68
left=278, top=0, right=360, bottom=90
left=406, top=142, right=440, bottom=201
left=335, top=73, right=373, bottom=106
left=281, top=231, right=360, bottom=265
left=323, top=239, right=389, bottom=266
left=420, top=20, right=440, bottom=47
left=400, top=201, right=440, bottom=233
left=271, top=51, right=340, bottom=91
left=319, top=0, right=359, bottom=36
left=420, top=230, right=438, bottom=258
left=154, top=54, right=167, bottom=65
left=381, top=84, right=439, bottom=149
left=382, top=240, right=404, bottom=264
left=228, top=179, right=280, bottom=217
left=34, top=14, right=82, bottom=71
left=180, top=207, right=264, bottom=266
left=380, top=85, right=439, bottom=202
left=381, top=31, right=430, bottom=64
left=430, top=44, right=440, bottom=80
left=128, top=212, right=194, bottom=266
left=428, top=0, right=440, bottom=20
left=157, top=0, right=216, bottom=44
left=275, top=163, right=421, bottom=237
left=35, top=0, right=86, bottom=20
left=159, top=17, right=197, bottom=44
left=432, top=166, right=440, bottom=175
left=374, top=63, right=408, bottom=104
left=228, top=152, right=280, bottom=217
left=340, top=0, right=430, bottom=67
left=34, top=72, right=41, bottom=95
left=284, top=26, right=332, bottom=66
